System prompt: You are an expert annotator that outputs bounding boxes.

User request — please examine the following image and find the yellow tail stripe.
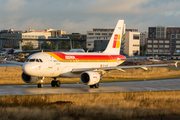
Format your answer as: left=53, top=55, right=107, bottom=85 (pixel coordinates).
left=116, top=34, right=120, bottom=48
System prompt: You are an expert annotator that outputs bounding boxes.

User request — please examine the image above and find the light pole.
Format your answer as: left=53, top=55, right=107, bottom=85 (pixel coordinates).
left=152, top=32, right=154, bottom=57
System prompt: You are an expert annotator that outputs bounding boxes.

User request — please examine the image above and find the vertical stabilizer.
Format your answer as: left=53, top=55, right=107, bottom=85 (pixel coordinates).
left=103, top=20, right=124, bottom=55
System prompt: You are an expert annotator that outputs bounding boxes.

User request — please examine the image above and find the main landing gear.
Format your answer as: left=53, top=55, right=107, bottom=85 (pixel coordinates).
left=89, top=83, right=99, bottom=88
left=51, top=78, right=61, bottom=87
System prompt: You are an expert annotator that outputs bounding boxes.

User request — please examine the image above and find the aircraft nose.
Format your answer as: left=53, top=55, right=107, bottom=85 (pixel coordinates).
left=22, top=63, right=33, bottom=75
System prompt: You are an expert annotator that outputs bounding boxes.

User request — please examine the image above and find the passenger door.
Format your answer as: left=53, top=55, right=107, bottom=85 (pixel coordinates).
left=46, top=55, right=53, bottom=68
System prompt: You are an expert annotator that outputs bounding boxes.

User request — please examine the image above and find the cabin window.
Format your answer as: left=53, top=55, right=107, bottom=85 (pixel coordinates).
left=36, top=59, right=39, bottom=62
left=39, top=59, right=43, bottom=62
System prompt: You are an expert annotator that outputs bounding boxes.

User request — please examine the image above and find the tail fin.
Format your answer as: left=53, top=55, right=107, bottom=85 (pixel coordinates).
left=103, top=20, right=124, bottom=55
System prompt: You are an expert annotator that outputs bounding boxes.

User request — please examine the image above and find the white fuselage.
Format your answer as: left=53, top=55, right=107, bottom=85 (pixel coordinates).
left=22, top=52, right=125, bottom=78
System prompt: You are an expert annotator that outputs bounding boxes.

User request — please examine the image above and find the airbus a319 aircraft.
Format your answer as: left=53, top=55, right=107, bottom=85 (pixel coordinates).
left=3, top=20, right=170, bottom=88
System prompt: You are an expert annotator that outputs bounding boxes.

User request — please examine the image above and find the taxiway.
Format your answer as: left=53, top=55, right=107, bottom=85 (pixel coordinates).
left=0, top=78, right=179, bottom=95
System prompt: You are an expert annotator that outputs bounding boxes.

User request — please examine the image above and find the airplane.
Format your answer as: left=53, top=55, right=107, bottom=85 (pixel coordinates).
left=3, top=20, right=172, bottom=88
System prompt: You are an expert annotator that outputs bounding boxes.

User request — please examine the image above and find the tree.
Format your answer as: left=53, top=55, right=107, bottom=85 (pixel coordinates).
left=140, top=44, right=147, bottom=56
left=59, top=41, right=70, bottom=50
left=23, top=42, right=33, bottom=50
left=41, top=41, right=52, bottom=49
left=3, top=44, right=10, bottom=48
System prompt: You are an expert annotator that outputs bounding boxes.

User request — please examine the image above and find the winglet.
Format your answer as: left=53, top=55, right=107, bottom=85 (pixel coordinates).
left=141, top=67, right=148, bottom=71
left=117, top=68, right=126, bottom=72
left=168, top=61, right=179, bottom=67
left=3, top=58, right=7, bottom=61
left=175, top=61, right=179, bottom=67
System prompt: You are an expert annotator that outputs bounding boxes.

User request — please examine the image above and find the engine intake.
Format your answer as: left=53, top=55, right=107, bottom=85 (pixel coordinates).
left=80, top=71, right=100, bottom=85
left=21, top=72, right=43, bottom=83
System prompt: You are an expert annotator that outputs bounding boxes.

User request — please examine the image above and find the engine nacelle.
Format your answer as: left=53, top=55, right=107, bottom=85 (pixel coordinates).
left=21, top=72, right=43, bottom=83
left=80, top=71, right=100, bottom=85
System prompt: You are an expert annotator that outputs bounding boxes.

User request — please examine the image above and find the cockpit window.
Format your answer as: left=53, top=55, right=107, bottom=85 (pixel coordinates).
left=27, top=58, right=42, bottom=62
left=26, top=59, right=29, bottom=62
left=29, top=59, right=35, bottom=62
left=39, top=59, right=43, bottom=62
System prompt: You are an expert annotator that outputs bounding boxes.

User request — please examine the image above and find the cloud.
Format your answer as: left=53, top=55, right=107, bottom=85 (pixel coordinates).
left=83, top=0, right=149, bottom=15
left=0, top=0, right=180, bottom=33
left=162, top=10, right=180, bottom=16
left=3, top=0, right=26, bottom=12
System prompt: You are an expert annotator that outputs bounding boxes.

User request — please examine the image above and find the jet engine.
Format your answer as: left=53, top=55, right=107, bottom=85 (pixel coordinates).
left=80, top=71, right=100, bottom=85
left=21, top=72, right=43, bottom=83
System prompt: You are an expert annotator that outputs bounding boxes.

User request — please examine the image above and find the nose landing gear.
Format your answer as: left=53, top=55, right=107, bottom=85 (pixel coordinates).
left=37, top=77, right=61, bottom=88
left=51, top=78, right=61, bottom=87
left=37, top=83, right=43, bottom=88
left=37, top=79, right=44, bottom=88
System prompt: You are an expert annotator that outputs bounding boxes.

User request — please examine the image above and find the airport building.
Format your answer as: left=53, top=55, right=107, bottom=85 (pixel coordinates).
left=140, top=31, right=148, bottom=45
left=87, top=24, right=126, bottom=53
left=63, top=33, right=86, bottom=49
left=22, top=29, right=51, bottom=49
left=86, top=25, right=140, bottom=56
left=63, top=33, right=86, bottom=39
left=146, top=26, right=180, bottom=56
left=0, top=28, right=22, bottom=49
left=123, top=29, right=140, bottom=56
left=86, top=29, right=114, bottom=51
left=45, top=29, right=66, bottom=37
left=0, top=28, right=66, bottom=50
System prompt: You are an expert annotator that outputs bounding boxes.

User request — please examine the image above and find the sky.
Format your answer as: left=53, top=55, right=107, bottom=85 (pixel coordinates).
left=0, top=0, right=180, bottom=34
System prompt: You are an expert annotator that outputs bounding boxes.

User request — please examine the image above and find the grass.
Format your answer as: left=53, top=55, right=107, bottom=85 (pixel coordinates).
left=0, top=91, right=180, bottom=119
left=0, top=66, right=180, bottom=85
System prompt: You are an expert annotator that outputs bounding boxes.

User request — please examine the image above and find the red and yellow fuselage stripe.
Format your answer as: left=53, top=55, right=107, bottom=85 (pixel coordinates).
left=45, top=52, right=126, bottom=62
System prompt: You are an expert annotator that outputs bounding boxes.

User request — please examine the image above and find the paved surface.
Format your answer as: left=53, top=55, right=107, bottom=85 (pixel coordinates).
left=0, top=78, right=180, bottom=95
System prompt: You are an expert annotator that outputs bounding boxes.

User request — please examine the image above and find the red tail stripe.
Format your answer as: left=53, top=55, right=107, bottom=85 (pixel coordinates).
left=112, top=34, right=118, bottom=48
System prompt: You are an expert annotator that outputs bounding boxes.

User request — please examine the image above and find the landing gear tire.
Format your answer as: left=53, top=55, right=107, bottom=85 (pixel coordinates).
left=56, top=80, right=61, bottom=87
left=37, top=83, right=43, bottom=88
left=94, top=83, right=99, bottom=88
left=51, top=80, right=61, bottom=87
left=89, top=83, right=99, bottom=88
left=51, top=80, right=56, bottom=87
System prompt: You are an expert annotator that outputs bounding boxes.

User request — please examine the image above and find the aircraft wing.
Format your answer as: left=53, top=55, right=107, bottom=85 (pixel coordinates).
left=71, top=64, right=171, bottom=73
left=121, top=57, right=147, bottom=60
left=2, top=59, right=24, bottom=66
